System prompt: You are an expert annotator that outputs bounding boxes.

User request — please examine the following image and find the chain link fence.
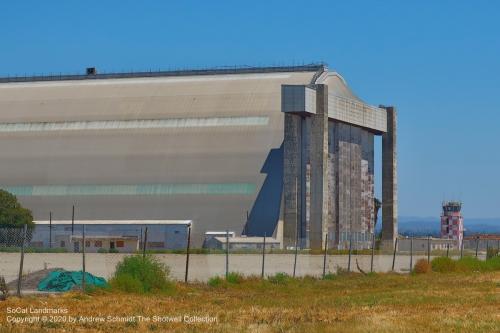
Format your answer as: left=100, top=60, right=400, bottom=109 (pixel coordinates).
left=0, top=225, right=495, bottom=296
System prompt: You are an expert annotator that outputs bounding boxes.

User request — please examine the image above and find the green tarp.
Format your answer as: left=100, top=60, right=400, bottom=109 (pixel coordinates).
left=37, top=270, right=107, bottom=292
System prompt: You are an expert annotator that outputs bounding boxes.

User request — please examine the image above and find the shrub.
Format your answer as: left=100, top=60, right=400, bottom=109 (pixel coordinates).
left=208, top=276, right=224, bottom=287
left=431, top=257, right=457, bottom=273
left=109, top=255, right=174, bottom=294
left=268, top=272, right=290, bottom=285
left=484, top=256, right=500, bottom=270
left=110, top=274, right=144, bottom=293
left=456, top=256, right=500, bottom=272
left=486, top=248, right=499, bottom=259
left=336, top=267, right=350, bottom=276
left=226, top=272, right=243, bottom=284
left=426, top=256, right=500, bottom=273
left=0, top=275, right=8, bottom=300
left=457, top=257, right=482, bottom=271
left=414, top=259, right=431, bottom=274
left=97, top=248, right=108, bottom=254
left=323, top=272, right=336, bottom=280
left=109, top=248, right=119, bottom=254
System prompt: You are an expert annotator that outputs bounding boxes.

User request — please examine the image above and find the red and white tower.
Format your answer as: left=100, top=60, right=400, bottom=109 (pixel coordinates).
left=441, top=201, right=464, bottom=248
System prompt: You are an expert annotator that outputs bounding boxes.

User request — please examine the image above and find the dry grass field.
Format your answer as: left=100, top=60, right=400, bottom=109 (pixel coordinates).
left=1, top=271, right=499, bottom=332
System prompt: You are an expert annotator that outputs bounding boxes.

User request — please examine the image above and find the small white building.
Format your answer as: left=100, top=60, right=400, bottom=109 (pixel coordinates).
left=398, top=237, right=456, bottom=252
left=30, top=220, right=192, bottom=252
left=204, top=236, right=281, bottom=250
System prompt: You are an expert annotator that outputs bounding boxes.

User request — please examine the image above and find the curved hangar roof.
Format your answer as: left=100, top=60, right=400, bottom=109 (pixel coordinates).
left=282, top=71, right=387, bottom=133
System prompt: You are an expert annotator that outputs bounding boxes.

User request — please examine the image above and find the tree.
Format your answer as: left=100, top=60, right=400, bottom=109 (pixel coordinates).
left=0, top=190, right=34, bottom=246
left=0, top=190, right=33, bottom=228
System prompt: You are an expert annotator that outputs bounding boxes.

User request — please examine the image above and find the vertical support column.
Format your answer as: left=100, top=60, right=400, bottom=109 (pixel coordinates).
left=283, top=113, right=302, bottom=248
left=327, top=122, right=338, bottom=248
left=300, top=117, right=310, bottom=248
left=381, top=106, right=398, bottom=250
left=309, top=84, right=329, bottom=250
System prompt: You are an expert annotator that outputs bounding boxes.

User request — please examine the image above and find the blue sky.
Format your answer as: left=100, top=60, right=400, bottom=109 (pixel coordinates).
left=1, top=1, right=499, bottom=218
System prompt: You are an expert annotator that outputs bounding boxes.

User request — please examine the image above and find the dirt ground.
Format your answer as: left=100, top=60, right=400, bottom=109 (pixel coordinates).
left=6, top=269, right=62, bottom=292
left=0, top=271, right=499, bottom=333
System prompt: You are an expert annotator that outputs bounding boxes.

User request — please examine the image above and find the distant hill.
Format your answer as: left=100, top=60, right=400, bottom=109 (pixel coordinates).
left=375, top=216, right=500, bottom=236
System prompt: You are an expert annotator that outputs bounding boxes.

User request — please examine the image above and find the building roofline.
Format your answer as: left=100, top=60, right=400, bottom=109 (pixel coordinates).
left=213, top=236, right=280, bottom=243
left=0, top=63, right=327, bottom=84
left=34, top=220, right=192, bottom=225
left=70, top=235, right=139, bottom=240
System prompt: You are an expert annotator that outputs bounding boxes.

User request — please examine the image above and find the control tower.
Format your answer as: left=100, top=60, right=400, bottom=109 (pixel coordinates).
left=441, top=201, right=464, bottom=248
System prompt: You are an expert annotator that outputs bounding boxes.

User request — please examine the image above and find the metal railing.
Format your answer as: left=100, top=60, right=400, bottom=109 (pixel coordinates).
left=1, top=227, right=496, bottom=297
left=0, top=63, right=326, bottom=83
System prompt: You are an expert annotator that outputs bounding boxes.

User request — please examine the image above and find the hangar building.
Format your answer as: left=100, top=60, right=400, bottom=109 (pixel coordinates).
left=0, top=64, right=397, bottom=249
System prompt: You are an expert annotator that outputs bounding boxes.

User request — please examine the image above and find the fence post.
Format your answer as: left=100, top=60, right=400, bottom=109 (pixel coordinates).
left=261, top=233, right=266, bottom=279
left=322, top=233, right=328, bottom=278
left=293, top=177, right=299, bottom=278
left=348, top=232, right=353, bottom=273
left=140, top=228, right=143, bottom=250
left=225, top=230, right=229, bottom=279
left=143, top=227, right=148, bottom=259
left=49, top=212, right=52, bottom=249
left=244, top=211, right=249, bottom=236
left=460, top=238, right=464, bottom=259
left=446, top=243, right=449, bottom=258
left=16, top=224, right=27, bottom=297
left=475, top=237, right=479, bottom=258
left=82, top=224, right=86, bottom=293
left=410, top=237, right=413, bottom=272
left=292, top=236, right=299, bottom=278
left=391, top=237, right=398, bottom=272
left=427, top=236, right=431, bottom=263
left=184, top=224, right=191, bottom=283
left=370, top=233, right=375, bottom=273
left=71, top=205, right=75, bottom=236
